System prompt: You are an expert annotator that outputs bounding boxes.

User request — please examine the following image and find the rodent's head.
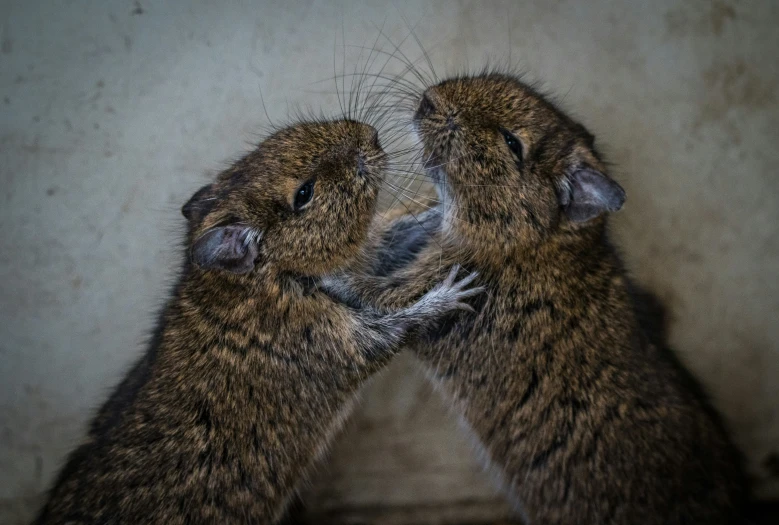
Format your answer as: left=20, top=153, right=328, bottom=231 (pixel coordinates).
left=182, top=120, right=385, bottom=276
left=413, top=73, right=625, bottom=249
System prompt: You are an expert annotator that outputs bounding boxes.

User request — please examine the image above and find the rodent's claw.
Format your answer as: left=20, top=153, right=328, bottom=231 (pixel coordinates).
left=416, top=267, right=483, bottom=319
left=440, top=270, right=484, bottom=312
left=455, top=285, right=486, bottom=299
left=449, top=282, right=485, bottom=314
left=453, top=270, right=479, bottom=290
left=444, top=264, right=462, bottom=286
left=453, top=301, right=477, bottom=313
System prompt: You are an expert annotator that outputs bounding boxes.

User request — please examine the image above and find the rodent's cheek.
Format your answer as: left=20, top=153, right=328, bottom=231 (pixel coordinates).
left=349, top=178, right=379, bottom=209
left=358, top=174, right=377, bottom=194
left=367, top=183, right=379, bottom=202
left=258, top=230, right=283, bottom=262
left=416, top=126, right=437, bottom=151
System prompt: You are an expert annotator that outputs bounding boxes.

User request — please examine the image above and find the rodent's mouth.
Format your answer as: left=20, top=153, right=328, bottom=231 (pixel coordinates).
left=425, top=166, right=442, bottom=184
left=423, top=152, right=447, bottom=185
left=357, top=155, right=367, bottom=178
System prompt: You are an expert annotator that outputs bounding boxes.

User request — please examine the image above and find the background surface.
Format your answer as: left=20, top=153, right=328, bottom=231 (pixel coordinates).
left=1, top=1, right=777, bottom=523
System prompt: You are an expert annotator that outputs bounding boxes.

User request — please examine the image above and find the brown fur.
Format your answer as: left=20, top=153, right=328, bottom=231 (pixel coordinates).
left=34, top=119, right=480, bottom=524
left=329, top=74, right=748, bottom=524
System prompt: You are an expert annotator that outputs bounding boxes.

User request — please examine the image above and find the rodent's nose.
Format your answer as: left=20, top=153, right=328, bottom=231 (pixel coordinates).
left=353, top=123, right=384, bottom=178
left=357, top=123, right=380, bottom=149
left=414, top=93, right=436, bottom=122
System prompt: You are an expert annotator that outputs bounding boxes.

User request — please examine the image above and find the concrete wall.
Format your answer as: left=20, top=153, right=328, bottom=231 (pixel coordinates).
left=1, top=1, right=777, bottom=522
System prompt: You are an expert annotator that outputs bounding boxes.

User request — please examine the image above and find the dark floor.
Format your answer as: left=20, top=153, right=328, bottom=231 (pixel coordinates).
left=748, top=501, right=779, bottom=524
left=288, top=500, right=779, bottom=525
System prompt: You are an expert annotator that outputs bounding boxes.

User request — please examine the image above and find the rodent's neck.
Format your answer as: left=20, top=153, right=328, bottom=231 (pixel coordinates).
left=168, top=263, right=307, bottom=337
left=188, top=264, right=276, bottom=302
left=449, top=217, right=612, bottom=276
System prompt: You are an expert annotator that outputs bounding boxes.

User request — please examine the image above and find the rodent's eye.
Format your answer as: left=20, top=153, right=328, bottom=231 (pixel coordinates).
left=502, top=130, right=523, bottom=163
left=293, top=180, right=315, bottom=211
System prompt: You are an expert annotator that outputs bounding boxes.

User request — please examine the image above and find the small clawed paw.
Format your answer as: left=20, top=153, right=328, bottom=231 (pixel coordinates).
left=433, top=265, right=484, bottom=312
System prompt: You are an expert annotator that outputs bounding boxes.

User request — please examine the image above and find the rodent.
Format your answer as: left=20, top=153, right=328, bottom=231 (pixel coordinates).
left=326, top=73, right=748, bottom=524
left=33, top=118, right=481, bottom=524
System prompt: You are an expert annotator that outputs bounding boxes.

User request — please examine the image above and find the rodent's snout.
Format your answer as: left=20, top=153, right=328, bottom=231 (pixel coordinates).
left=356, top=148, right=387, bottom=179
left=414, top=90, right=457, bottom=132
left=353, top=123, right=386, bottom=180
left=354, top=122, right=380, bottom=148
left=368, top=128, right=381, bottom=150
left=357, top=154, right=366, bottom=177
left=414, top=93, right=436, bottom=123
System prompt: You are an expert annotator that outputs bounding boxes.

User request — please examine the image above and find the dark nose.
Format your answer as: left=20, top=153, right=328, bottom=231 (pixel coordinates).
left=414, top=93, right=436, bottom=122
left=446, top=115, right=458, bottom=131
left=356, top=123, right=379, bottom=146
left=357, top=154, right=366, bottom=176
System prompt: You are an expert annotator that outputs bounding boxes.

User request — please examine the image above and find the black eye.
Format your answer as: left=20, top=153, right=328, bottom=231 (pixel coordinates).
left=293, top=180, right=315, bottom=210
left=502, top=130, right=523, bottom=162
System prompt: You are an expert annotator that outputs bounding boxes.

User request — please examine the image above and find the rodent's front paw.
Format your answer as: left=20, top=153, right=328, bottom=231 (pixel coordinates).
left=418, top=265, right=484, bottom=315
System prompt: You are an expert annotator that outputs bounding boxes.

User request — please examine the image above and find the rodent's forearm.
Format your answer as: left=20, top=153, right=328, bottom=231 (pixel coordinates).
left=322, top=207, right=445, bottom=311
left=346, top=266, right=480, bottom=361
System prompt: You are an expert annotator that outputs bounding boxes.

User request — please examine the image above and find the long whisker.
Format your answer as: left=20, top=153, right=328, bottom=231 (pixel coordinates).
left=382, top=180, right=474, bottom=228
left=379, top=187, right=445, bottom=252
left=332, top=33, right=345, bottom=118
left=395, top=7, right=439, bottom=85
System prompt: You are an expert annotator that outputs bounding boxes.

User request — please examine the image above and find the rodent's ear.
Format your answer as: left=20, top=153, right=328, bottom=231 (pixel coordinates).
left=559, top=168, right=626, bottom=223
left=182, top=183, right=216, bottom=222
left=191, top=225, right=260, bottom=274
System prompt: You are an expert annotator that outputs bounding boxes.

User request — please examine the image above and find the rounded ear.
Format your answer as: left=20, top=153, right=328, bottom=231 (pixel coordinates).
left=182, top=184, right=216, bottom=222
left=559, top=168, right=626, bottom=223
left=191, top=225, right=261, bottom=274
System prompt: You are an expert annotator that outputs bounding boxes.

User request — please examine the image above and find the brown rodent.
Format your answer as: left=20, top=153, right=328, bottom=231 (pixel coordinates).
left=326, top=73, right=747, bottom=524
left=33, top=118, right=481, bottom=525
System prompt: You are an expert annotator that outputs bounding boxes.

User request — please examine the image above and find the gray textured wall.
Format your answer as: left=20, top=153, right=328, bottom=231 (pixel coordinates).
left=1, top=1, right=777, bottom=522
